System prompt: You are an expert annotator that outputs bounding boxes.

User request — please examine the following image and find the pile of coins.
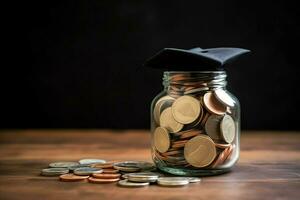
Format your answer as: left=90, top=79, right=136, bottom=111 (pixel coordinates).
left=40, top=159, right=201, bottom=187
left=153, top=72, right=237, bottom=170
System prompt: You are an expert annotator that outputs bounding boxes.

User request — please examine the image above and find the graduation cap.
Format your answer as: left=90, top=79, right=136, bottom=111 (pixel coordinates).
left=144, top=47, right=250, bottom=71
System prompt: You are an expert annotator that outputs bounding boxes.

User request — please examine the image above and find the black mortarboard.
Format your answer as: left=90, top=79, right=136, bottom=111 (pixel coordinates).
left=144, top=47, right=250, bottom=71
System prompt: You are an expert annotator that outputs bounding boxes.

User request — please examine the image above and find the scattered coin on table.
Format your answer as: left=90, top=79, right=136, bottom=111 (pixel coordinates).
left=49, top=162, right=79, bottom=168
left=79, top=159, right=106, bottom=165
left=74, top=167, right=103, bottom=176
left=40, top=159, right=204, bottom=187
left=60, top=174, right=89, bottom=182
left=41, top=168, right=69, bottom=176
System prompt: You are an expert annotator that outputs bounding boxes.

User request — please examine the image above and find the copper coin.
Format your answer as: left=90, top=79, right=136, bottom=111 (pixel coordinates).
left=59, top=174, right=89, bottom=182
left=179, top=130, right=202, bottom=139
left=153, top=127, right=170, bottom=153
left=172, top=96, right=201, bottom=124
left=171, top=142, right=187, bottom=148
left=88, top=177, right=120, bottom=183
left=215, top=143, right=231, bottom=149
left=102, top=169, right=119, bottom=174
left=161, top=150, right=182, bottom=156
left=211, top=151, right=226, bottom=168
left=223, top=144, right=234, bottom=162
left=92, top=173, right=121, bottom=179
left=160, top=107, right=184, bottom=133
left=203, top=92, right=226, bottom=115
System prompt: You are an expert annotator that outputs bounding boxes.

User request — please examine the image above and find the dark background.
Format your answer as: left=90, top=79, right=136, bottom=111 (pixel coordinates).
left=2, top=0, right=300, bottom=130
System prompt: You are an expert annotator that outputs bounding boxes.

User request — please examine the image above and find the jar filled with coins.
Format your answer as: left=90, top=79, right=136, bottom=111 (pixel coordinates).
left=146, top=47, right=250, bottom=176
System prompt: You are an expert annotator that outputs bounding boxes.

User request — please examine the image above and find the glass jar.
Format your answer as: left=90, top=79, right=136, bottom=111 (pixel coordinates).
left=150, top=71, right=240, bottom=176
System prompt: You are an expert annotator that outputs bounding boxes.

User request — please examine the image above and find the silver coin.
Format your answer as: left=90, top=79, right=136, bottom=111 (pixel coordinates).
left=118, top=179, right=149, bottom=187
left=114, top=161, right=155, bottom=172
left=128, top=172, right=160, bottom=183
left=78, top=159, right=106, bottom=165
left=220, top=114, right=236, bottom=143
left=74, top=167, right=103, bottom=175
left=49, top=162, right=79, bottom=168
left=157, top=177, right=189, bottom=186
left=187, top=177, right=202, bottom=183
left=205, top=114, right=223, bottom=140
left=41, top=168, right=69, bottom=176
left=68, top=164, right=91, bottom=172
left=214, top=89, right=235, bottom=107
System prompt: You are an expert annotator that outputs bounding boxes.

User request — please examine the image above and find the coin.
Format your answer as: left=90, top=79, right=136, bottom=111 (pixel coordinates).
left=179, top=129, right=202, bottom=139
left=102, top=169, right=119, bottom=174
left=92, top=173, right=121, bottom=179
left=59, top=174, right=89, bottom=182
left=205, top=114, right=222, bottom=141
left=154, top=96, right=174, bottom=124
left=121, top=174, right=130, bottom=179
left=154, top=127, right=170, bottom=153
left=74, top=167, right=103, bottom=175
left=223, top=144, right=234, bottom=162
left=161, top=150, right=182, bottom=156
left=160, top=107, right=184, bottom=133
left=220, top=115, right=236, bottom=143
left=203, top=92, right=226, bottom=115
left=68, top=164, right=91, bottom=172
left=215, top=143, right=231, bottom=149
left=128, top=172, right=159, bottom=183
left=91, top=161, right=115, bottom=169
left=171, top=140, right=188, bottom=148
left=114, top=161, right=153, bottom=172
left=79, top=159, right=106, bottom=165
left=41, top=168, right=69, bottom=176
left=157, top=177, right=189, bottom=186
left=49, top=162, right=79, bottom=168
left=184, top=135, right=216, bottom=168
left=88, top=177, right=120, bottom=183
left=214, top=89, right=235, bottom=107
left=187, top=177, right=202, bottom=183
left=118, top=179, right=149, bottom=187
left=171, top=96, right=201, bottom=124
left=211, top=151, right=226, bottom=168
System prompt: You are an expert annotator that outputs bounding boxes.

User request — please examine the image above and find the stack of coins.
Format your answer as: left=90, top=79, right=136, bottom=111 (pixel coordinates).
left=40, top=159, right=201, bottom=187
left=153, top=73, right=237, bottom=170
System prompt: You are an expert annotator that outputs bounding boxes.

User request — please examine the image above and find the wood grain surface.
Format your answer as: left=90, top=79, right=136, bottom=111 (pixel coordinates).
left=0, top=130, right=299, bottom=200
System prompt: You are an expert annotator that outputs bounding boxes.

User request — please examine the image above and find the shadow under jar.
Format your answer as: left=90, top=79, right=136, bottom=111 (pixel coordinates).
left=151, top=71, right=240, bottom=176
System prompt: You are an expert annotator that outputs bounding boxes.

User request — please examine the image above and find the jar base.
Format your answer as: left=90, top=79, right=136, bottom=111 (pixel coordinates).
left=157, top=165, right=231, bottom=176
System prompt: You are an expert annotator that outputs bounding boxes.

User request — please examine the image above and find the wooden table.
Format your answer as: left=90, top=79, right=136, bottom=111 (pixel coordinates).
left=0, top=130, right=299, bottom=200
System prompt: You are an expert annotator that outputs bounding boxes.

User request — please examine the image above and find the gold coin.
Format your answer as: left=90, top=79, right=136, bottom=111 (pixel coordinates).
left=171, top=95, right=201, bottom=124
left=184, top=135, right=216, bottom=168
left=205, top=114, right=223, bottom=141
left=220, top=115, right=235, bottom=143
left=153, top=96, right=174, bottom=125
left=153, top=127, right=170, bottom=153
left=160, top=107, right=183, bottom=133
left=203, top=92, right=226, bottom=115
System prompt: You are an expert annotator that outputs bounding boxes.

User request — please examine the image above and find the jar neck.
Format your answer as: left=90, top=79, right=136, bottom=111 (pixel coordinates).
left=162, top=71, right=227, bottom=96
